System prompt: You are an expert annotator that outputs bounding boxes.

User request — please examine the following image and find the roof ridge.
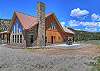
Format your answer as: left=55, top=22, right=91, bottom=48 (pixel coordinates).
left=15, top=11, right=53, bottom=18
left=15, top=11, right=35, bottom=17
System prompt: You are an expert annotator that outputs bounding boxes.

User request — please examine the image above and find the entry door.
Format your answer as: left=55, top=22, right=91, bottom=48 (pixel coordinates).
left=30, top=35, right=33, bottom=44
left=51, top=36, right=53, bottom=44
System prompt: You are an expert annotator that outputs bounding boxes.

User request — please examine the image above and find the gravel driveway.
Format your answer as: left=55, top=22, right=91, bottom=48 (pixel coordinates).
left=0, top=44, right=97, bottom=71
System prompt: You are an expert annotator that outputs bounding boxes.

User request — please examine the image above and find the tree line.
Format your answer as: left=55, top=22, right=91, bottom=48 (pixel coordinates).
left=68, top=27, right=100, bottom=42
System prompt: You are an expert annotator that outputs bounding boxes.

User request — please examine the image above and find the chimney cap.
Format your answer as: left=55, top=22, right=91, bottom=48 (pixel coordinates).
left=37, top=2, right=45, bottom=6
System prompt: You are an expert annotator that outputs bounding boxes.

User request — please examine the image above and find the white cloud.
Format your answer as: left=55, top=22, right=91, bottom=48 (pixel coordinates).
left=98, top=29, right=100, bottom=31
left=60, top=22, right=66, bottom=27
left=70, top=8, right=89, bottom=17
left=84, top=27, right=97, bottom=32
left=83, top=22, right=98, bottom=27
left=74, top=29, right=81, bottom=30
left=68, top=20, right=80, bottom=27
left=97, top=22, right=100, bottom=27
left=91, top=13, right=100, bottom=21
left=68, top=20, right=100, bottom=27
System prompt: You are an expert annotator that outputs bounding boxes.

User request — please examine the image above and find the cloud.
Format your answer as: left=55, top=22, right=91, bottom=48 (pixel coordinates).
left=83, top=22, right=98, bottom=27
left=60, top=22, right=66, bottom=27
left=91, top=13, right=100, bottom=21
left=74, top=28, right=81, bottom=31
left=68, top=20, right=80, bottom=27
left=84, top=27, right=97, bottom=32
left=70, top=8, right=89, bottom=17
left=68, top=20, right=100, bottom=27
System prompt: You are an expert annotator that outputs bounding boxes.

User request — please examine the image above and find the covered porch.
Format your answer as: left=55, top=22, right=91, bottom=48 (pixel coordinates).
left=0, top=31, right=10, bottom=44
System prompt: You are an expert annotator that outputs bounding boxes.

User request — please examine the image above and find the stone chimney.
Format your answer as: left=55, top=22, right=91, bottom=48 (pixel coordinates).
left=37, top=2, right=46, bottom=47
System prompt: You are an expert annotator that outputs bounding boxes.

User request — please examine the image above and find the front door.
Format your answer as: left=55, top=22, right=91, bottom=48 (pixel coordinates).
left=51, top=36, right=53, bottom=44
left=30, top=35, right=33, bottom=46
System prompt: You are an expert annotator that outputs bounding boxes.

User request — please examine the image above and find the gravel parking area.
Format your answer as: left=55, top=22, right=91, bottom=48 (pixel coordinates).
left=0, top=44, right=99, bottom=71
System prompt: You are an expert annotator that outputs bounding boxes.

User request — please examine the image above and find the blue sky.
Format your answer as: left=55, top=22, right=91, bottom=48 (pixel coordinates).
left=0, top=0, right=100, bottom=32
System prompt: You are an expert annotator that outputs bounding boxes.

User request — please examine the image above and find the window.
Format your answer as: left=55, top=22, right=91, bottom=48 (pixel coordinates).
left=13, top=35, right=14, bottom=42
left=17, top=35, right=19, bottom=43
left=45, top=36, right=47, bottom=43
left=3, top=26, right=7, bottom=31
left=12, top=18, right=23, bottom=33
left=15, top=35, right=16, bottom=43
left=20, top=35, right=22, bottom=43
left=51, top=23, right=56, bottom=29
left=12, top=25, right=16, bottom=33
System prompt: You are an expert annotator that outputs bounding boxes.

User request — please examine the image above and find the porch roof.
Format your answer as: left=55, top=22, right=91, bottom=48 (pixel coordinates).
left=0, top=31, right=10, bottom=34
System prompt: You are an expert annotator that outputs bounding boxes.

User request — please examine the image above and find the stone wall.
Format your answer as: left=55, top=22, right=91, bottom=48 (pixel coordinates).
left=25, top=25, right=38, bottom=47
left=37, top=2, right=46, bottom=47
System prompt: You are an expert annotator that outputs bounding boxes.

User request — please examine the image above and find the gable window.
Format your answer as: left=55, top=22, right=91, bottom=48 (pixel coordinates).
left=12, top=18, right=23, bottom=44
left=50, top=23, right=56, bottom=30
left=12, top=23, right=16, bottom=33
left=12, top=18, right=23, bottom=33
left=3, top=26, right=7, bottom=31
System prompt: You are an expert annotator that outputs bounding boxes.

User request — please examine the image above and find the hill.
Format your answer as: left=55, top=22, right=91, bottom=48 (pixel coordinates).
left=68, top=27, right=100, bottom=41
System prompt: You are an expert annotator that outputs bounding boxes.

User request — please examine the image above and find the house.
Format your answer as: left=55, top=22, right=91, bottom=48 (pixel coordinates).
left=0, top=2, right=74, bottom=48
left=9, top=11, right=74, bottom=47
left=63, top=27, right=75, bottom=41
left=0, top=19, right=11, bottom=43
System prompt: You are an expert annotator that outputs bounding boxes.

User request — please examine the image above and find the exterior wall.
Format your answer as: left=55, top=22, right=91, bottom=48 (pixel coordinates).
left=9, top=12, right=74, bottom=48
left=10, top=32, right=26, bottom=48
left=25, top=25, right=38, bottom=47
left=37, top=2, right=46, bottom=47
left=0, top=33, right=7, bottom=43
left=10, top=18, right=26, bottom=48
left=45, top=16, right=65, bottom=44
left=63, top=32, right=74, bottom=42
left=46, top=29, right=63, bottom=44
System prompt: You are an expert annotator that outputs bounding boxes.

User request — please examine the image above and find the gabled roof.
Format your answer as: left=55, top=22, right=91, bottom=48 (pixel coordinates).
left=13, top=12, right=53, bottom=30
left=0, top=31, right=9, bottom=34
left=15, top=12, right=38, bottom=29
left=11, top=12, right=74, bottom=34
left=63, top=27, right=75, bottom=34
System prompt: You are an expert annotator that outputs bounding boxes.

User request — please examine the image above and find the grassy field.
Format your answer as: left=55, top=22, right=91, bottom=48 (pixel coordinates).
left=85, top=40, right=100, bottom=45
left=76, top=40, right=100, bottom=46
left=23, top=40, right=100, bottom=71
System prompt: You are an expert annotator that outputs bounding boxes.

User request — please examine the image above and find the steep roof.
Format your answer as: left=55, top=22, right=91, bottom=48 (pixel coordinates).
left=63, top=27, right=75, bottom=34
left=14, top=12, right=53, bottom=30
left=12, top=12, right=74, bottom=34
left=15, top=12, right=38, bottom=29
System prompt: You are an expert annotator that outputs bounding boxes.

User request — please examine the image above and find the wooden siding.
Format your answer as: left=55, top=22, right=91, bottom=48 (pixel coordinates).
left=45, top=14, right=64, bottom=43
left=46, top=29, right=63, bottom=43
left=45, top=14, right=74, bottom=43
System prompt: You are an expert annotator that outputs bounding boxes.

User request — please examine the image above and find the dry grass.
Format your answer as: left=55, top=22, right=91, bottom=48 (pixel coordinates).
left=25, top=44, right=100, bottom=56
left=1, top=43, right=100, bottom=71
